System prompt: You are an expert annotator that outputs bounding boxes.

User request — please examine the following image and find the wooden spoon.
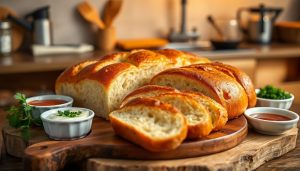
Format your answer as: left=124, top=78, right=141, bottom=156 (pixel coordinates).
left=77, top=1, right=105, bottom=29
left=103, top=0, right=122, bottom=27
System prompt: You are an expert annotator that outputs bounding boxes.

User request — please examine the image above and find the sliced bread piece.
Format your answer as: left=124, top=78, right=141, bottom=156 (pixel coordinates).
left=121, top=85, right=179, bottom=107
left=183, top=91, right=228, bottom=131
left=122, top=85, right=227, bottom=131
left=109, top=97, right=188, bottom=152
left=153, top=93, right=213, bottom=139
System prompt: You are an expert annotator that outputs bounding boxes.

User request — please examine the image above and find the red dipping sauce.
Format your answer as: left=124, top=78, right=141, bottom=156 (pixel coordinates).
left=28, top=99, right=67, bottom=106
left=252, top=113, right=291, bottom=121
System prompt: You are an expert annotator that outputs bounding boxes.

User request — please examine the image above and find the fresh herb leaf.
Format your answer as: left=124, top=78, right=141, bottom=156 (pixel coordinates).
left=57, top=110, right=82, bottom=118
left=257, top=85, right=292, bottom=100
left=6, top=93, right=40, bottom=140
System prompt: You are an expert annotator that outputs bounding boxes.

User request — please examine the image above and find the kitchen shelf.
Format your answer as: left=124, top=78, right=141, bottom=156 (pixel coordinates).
left=0, top=43, right=300, bottom=74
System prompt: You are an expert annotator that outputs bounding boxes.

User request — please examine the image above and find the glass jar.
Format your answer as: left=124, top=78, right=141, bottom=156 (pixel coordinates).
left=0, top=21, right=12, bottom=56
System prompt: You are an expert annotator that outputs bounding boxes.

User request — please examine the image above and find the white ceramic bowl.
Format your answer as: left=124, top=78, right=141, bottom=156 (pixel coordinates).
left=26, top=95, right=73, bottom=120
left=255, top=89, right=294, bottom=109
left=244, top=107, right=299, bottom=135
left=41, top=107, right=94, bottom=140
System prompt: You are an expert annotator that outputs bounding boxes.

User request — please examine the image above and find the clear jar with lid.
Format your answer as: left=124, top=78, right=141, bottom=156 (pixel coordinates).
left=0, top=21, right=12, bottom=56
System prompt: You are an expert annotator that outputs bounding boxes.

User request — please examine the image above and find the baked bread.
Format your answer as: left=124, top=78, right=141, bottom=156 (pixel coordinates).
left=56, top=49, right=209, bottom=118
left=121, top=85, right=227, bottom=131
left=121, top=85, right=179, bottom=107
left=150, top=65, right=248, bottom=119
left=153, top=93, right=213, bottom=139
left=198, top=62, right=256, bottom=107
left=109, top=97, right=188, bottom=152
left=182, top=91, right=228, bottom=131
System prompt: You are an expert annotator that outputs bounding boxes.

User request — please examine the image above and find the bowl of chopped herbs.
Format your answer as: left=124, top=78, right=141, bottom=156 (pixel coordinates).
left=256, top=85, right=294, bottom=109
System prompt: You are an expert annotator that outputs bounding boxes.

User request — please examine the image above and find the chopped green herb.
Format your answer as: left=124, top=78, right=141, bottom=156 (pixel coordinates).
left=57, top=110, right=82, bottom=118
left=257, top=85, right=292, bottom=100
left=6, top=93, right=41, bottom=140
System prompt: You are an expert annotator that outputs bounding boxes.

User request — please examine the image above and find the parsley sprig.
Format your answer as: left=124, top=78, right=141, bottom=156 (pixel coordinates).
left=6, top=93, right=42, bottom=140
left=57, top=110, right=82, bottom=117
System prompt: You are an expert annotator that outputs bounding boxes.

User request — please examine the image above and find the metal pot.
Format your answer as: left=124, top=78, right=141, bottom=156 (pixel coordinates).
left=237, top=4, right=282, bottom=44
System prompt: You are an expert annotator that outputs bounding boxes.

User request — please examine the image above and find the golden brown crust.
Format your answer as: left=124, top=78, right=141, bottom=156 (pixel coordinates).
left=56, top=60, right=99, bottom=83
left=109, top=97, right=188, bottom=152
left=100, top=52, right=129, bottom=61
left=202, top=62, right=257, bottom=108
left=153, top=92, right=213, bottom=139
left=76, top=59, right=117, bottom=82
left=126, top=50, right=172, bottom=67
left=151, top=68, right=223, bottom=103
left=86, top=62, right=136, bottom=88
left=182, top=91, right=228, bottom=131
left=121, top=85, right=179, bottom=107
left=151, top=66, right=248, bottom=119
left=123, top=97, right=181, bottom=114
left=156, top=49, right=210, bottom=65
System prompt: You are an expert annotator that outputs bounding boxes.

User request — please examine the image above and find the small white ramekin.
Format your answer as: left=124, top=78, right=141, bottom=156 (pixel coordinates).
left=255, top=89, right=294, bottom=109
left=41, top=107, right=94, bottom=140
left=244, top=107, right=299, bottom=135
left=27, top=94, right=73, bottom=120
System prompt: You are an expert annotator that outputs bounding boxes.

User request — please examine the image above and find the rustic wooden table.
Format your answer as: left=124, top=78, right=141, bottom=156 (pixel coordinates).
left=0, top=82, right=300, bottom=171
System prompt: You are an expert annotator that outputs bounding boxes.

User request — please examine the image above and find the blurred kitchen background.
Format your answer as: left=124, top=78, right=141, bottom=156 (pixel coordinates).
left=0, top=0, right=300, bottom=106
left=1, top=0, right=299, bottom=43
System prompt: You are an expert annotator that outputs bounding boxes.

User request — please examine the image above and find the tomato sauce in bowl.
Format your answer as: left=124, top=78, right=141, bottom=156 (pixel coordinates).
left=28, top=99, right=67, bottom=106
left=252, top=113, right=291, bottom=121
left=26, top=95, right=73, bottom=121
left=244, top=107, right=299, bottom=135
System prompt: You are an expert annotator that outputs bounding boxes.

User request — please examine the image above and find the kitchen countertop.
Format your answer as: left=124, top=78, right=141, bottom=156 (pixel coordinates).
left=0, top=81, right=300, bottom=170
left=0, top=43, right=300, bottom=74
left=194, top=43, right=300, bottom=59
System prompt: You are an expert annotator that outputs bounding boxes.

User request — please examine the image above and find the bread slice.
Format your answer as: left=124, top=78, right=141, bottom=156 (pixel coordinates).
left=121, top=85, right=179, bottom=107
left=182, top=91, right=228, bottom=131
left=151, top=66, right=248, bottom=119
left=200, top=62, right=257, bottom=107
left=153, top=93, right=213, bottom=139
left=122, top=85, right=228, bottom=131
left=56, top=49, right=210, bottom=119
left=109, top=97, right=188, bottom=152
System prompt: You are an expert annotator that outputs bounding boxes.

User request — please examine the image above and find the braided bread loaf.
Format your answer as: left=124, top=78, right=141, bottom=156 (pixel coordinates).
left=55, top=49, right=210, bottom=118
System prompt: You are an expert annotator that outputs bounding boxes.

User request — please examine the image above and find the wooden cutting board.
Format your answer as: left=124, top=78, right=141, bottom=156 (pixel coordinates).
left=87, top=128, right=298, bottom=171
left=24, top=116, right=247, bottom=171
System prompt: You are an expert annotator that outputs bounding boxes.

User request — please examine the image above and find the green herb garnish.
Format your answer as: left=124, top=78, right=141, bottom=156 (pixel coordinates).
left=57, top=110, right=82, bottom=117
left=6, top=93, right=41, bottom=140
left=257, top=85, right=292, bottom=100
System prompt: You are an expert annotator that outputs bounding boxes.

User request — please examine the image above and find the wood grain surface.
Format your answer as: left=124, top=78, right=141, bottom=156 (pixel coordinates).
left=23, top=116, right=247, bottom=171
left=2, top=126, right=48, bottom=158
left=87, top=128, right=298, bottom=171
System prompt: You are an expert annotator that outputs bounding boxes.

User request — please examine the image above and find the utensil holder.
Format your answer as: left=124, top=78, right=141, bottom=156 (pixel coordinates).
left=97, top=26, right=116, bottom=51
